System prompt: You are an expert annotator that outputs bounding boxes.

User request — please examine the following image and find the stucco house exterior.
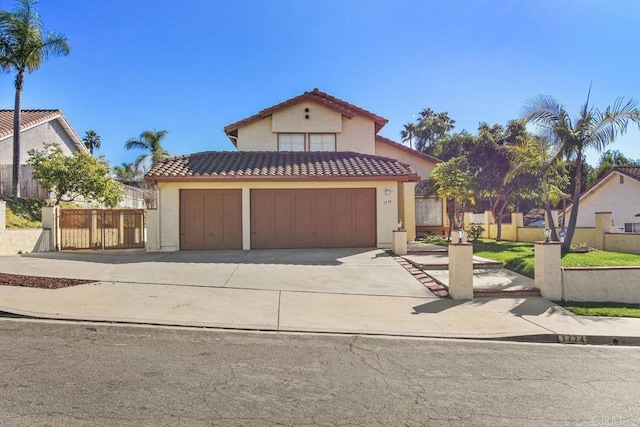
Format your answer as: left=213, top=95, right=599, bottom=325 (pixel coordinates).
left=564, top=166, right=640, bottom=233
left=145, top=89, right=442, bottom=251
left=0, top=109, right=89, bottom=197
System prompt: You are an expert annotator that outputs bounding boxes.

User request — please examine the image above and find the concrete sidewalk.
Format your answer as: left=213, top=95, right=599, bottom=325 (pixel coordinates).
left=0, top=248, right=638, bottom=345
left=1, top=279, right=639, bottom=345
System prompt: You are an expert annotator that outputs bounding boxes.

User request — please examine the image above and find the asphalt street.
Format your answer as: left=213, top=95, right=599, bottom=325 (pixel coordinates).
left=1, top=319, right=639, bottom=426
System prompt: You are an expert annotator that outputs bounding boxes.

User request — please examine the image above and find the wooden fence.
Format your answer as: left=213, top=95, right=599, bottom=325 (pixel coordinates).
left=0, top=164, right=48, bottom=199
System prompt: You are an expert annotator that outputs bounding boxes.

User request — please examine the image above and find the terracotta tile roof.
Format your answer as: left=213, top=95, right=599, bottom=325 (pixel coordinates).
left=375, top=135, right=442, bottom=164
left=0, top=109, right=61, bottom=139
left=224, top=88, right=388, bottom=141
left=0, top=109, right=88, bottom=154
left=616, top=166, right=640, bottom=181
left=146, top=151, right=419, bottom=181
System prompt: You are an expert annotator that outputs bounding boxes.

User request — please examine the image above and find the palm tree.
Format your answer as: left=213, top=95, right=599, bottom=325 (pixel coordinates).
left=124, top=129, right=171, bottom=172
left=113, top=162, right=143, bottom=182
left=0, top=0, right=70, bottom=197
left=506, top=133, right=569, bottom=242
left=400, top=122, right=416, bottom=149
left=522, top=89, right=640, bottom=250
left=82, top=130, right=101, bottom=154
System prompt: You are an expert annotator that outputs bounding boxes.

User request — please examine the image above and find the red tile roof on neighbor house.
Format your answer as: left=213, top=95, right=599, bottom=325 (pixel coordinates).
left=146, top=151, right=419, bottom=182
left=375, top=135, right=442, bottom=165
left=0, top=109, right=89, bottom=153
left=0, top=109, right=61, bottom=139
left=223, top=88, right=389, bottom=144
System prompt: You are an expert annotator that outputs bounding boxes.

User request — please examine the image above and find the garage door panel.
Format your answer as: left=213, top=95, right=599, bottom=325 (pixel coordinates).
left=294, top=192, right=315, bottom=246
left=315, top=192, right=335, bottom=247
left=251, top=188, right=376, bottom=249
left=181, top=189, right=242, bottom=250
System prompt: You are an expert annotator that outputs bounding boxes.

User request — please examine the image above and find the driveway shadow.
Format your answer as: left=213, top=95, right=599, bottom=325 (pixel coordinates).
left=19, top=247, right=382, bottom=266
left=412, top=299, right=465, bottom=314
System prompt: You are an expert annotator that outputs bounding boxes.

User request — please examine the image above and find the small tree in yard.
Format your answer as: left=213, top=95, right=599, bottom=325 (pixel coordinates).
left=429, top=156, right=475, bottom=240
left=28, top=143, right=124, bottom=207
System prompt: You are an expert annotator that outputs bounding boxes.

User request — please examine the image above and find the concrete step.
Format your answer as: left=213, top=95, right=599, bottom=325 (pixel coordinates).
left=474, top=287, right=541, bottom=299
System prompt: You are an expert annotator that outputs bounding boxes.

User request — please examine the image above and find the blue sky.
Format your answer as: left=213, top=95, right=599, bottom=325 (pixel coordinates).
left=1, top=0, right=639, bottom=168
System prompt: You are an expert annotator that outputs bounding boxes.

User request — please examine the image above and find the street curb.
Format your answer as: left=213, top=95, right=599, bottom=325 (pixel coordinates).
left=3, top=308, right=639, bottom=347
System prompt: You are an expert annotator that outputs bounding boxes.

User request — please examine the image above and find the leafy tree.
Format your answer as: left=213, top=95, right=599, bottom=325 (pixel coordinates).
left=522, top=89, right=640, bottom=250
left=0, top=0, right=70, bottom=197
left=430, top=131, right=474, bottom=162
left=429, top=156, right=475, bottom=240
left=400, top=122, right=416, bottom=149
left=82, top=130, right=101, bottom=154
left=28, top=143, right=124, bottom=207
left=124, top=129, right=171, bottom=172
left=587, top=149, right=640, bottom=187
left=468, top=120, right=540, bottom=241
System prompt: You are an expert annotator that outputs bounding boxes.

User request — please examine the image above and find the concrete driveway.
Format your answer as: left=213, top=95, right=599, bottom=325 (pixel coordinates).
left=0, top=248, right=435, bottom=298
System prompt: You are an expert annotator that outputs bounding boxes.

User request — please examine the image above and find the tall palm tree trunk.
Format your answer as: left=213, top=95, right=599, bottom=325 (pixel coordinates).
left=11, top=70, right=24, bottom=197
left=563, top=151, right=583, bottom=251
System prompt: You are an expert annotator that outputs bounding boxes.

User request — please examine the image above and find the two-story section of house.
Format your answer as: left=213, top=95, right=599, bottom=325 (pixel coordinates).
left=146, top=89, right=443, bottom=251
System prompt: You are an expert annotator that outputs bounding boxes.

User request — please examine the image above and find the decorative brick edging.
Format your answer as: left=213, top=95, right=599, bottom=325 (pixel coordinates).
left=392, top=255, right=450, bottom=298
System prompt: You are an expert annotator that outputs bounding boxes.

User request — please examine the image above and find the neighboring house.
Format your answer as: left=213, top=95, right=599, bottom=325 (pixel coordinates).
left=146, top=89, right=442, bottom=251
left=564, top=166, right=640, bottom=233
left=0, top=109, right=89, bottom=198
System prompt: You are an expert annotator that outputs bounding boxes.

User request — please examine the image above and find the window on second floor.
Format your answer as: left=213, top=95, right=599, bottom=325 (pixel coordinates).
left=278, top=133, right=305, bottom=151
left=309, top=134, right=336, bottom=151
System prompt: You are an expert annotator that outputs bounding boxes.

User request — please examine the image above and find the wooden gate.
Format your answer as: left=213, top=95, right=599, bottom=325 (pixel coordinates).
left=59, top=209, right=145, bottom=250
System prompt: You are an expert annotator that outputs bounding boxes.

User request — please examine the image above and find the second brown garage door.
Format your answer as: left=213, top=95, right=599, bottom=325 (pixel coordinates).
left=180, top=189, right=242, bottom=250
left=251, top=188, right=376, bottom=249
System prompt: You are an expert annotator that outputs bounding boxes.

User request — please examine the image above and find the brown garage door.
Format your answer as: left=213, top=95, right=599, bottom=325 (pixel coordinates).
left=251, top=188, right=376, bottom=249
left=180, top=189, right=242, bottom=250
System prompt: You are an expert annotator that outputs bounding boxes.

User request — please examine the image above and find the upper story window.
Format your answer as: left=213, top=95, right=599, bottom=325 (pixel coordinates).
left=309, top=134, right=336, bottom=151
left=278, top=133, right=305, bottom=151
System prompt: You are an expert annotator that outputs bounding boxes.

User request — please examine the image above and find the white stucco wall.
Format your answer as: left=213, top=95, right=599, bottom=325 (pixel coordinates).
left=234, top=102, right=376, bottom=154
left=563, top=267, right=640, bottom=304
left=568, top=173, right=640, bottom=232
left=0, top=120, right=77, bottom=164
left=153, top=180, right=400, bottom=251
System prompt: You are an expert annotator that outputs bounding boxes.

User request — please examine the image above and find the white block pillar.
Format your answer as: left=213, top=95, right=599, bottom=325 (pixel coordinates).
left=534, top=241, right=562, bottom=300
left=392, top=230, right=407, bottom=255
left=448, top=242, right=474, bottom=299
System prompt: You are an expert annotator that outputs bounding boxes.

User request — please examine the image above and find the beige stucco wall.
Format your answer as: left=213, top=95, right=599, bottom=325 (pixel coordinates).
left=272, top=101, right=342, bottom=133
left=563, top=267, right=640, bottom=303
left=336, top=115, right=375, bottom=154
left=374, top=142, right=436, bottom=181
left=604, top=233, right=640, bottom=254
left=236, top=117, right=278, bottom=151
left=0, top=120, right=77, bottom=164
left=235, top=102, right=376, bottom=154
left=568, top=173, right=640, bottom=231
left=0, top=229, right=51, bottom=255
left=236, top=102, right=375, bottom=154
left=154, top=180, right=400, bottom=251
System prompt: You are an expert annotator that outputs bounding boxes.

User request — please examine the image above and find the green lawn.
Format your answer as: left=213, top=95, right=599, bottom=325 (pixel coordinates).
left=472, top=239, right=640, bottom=279
left=472, top=239, right=640, bottom=318
left=556, top=302, right=640, bottom=318
left=1, top=196, right=44, bottom=228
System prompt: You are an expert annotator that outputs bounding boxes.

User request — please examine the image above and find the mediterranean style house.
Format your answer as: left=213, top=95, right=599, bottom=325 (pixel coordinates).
left=0, top=109, right=89, bottom=198
left=564, top=166, right=640, bottom=233
left=145, top=89, right=444, bottom=251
